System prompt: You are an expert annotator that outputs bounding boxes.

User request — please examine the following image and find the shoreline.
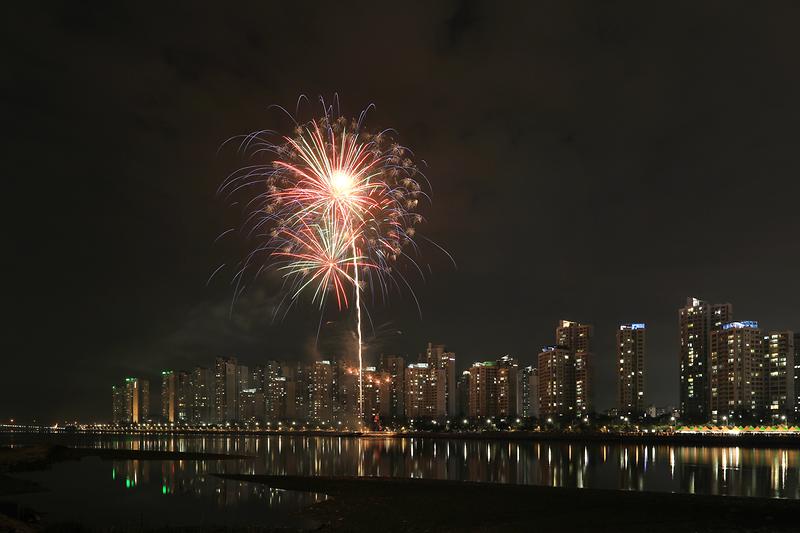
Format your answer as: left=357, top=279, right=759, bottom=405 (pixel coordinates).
left=4, top=428, right=800, bottom=448
left=0, top=445, right=255, bottom=475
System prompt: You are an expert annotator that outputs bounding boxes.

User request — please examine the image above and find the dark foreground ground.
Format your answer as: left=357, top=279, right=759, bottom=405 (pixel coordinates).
left=215, top=473, right=800, bottom=533
left=2, top=445, right=800, bottom=532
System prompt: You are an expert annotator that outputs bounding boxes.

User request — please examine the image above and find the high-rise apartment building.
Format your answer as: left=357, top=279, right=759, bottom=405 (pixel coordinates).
left=257, top=361, right=285, bottom=422
left=795, top=332, right=800, bottom=419
left=519, top=366, right=538, bottom=419
left=405, top=362, right=446, bottom=419
left=456, top=371, right=471, bottom=418
left=363, top=367, right=392, bottom=421
left=175, top=371, right=191, bottom=422
left=617, top=323, right=646, bottom=416
left=215, top=356, right=239, bottom=423
left=556, top=320, right=593, bottom=415
left=764, top=331, right=795, bottom=420
left=237, top=364, right=250, bottom=390
left=337, top=362, right=360, bottom=424
left=239, top=388, right=266, bottom=423
left=426, top=343, right=456, bottom=417
left=161, top=371, right=177, bottom=423
left=310, top=360, right=336, bottom=424
left=112, top=378, right=149, bottom=424
left=380, top=355, right=405, bottom=419
left=466, top=356, right=518, bottom=419
left=112, top=385, right=126, bottom=423
left=537, top=346, right=575, bottom=419
left=115, top=377, right=149, bottom=424
left=250, top=365, right=266, bottom=393
left=190, top=366, right=214, bottom=424
left=679, top=297, right=733, bottom=421
left=269, top=376, right=287, bottom=420
left=236, top=364, right=250, bottom=418
left=468, top=361, right=498, bottom=418
left=710, top=321, right=763, bottom=422
left=283, top=362, right=310, bottom=421
left=497, top=356, right=518, bottom=417
left=130, top=377, right=149, bottom=423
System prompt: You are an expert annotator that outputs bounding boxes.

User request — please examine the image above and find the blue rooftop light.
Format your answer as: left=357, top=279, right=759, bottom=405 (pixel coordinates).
left=620, top=323, right=646, bottom=330
left=722, top=321, right=759, bottom=330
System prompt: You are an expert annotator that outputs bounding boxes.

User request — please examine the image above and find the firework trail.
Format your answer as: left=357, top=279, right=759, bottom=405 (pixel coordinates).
left=219, top=97, right=432, bottom=423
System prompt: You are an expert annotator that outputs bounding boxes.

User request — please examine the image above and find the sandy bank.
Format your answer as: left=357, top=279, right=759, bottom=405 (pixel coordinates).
left=214, top=474, right=800, bottom=532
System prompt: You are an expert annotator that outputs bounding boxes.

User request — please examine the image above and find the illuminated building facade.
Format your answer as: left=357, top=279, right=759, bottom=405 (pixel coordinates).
left=176, top=371, right=191, bottom=422
left=190, top=366, right=213, bottom=424
left=112, top=385, right=126, bottom=423
left=796, top=332, right=800, bottom=418
left=537, top=346, right=575, bottom=418
left=363, top=367, right=392, bottom=421
left=113, top=377, right=149, bottom=424
left=497, top=356, right=518, bottom=417
left=465, top=356, right=518, bottom=418
left=519, top=365, right=538, bottom=418
left=161, top=370, right=193, bottom=423
left=380, top=355, right=405, bottom=419
left=250, top=364, right=266, bottom=392
left=468, top=361, right=498, bottom=418
left=214, top=356, right=239, bottom=423
left=239, top=388, right=266, bottom=423
left=405, top=362, right=446, bottom=419
left=617, top=323, right=646, bottom=416
left=161, top=370, right=177, bottom=423
left=129, top=377, right=149, bottom=423
left=256, top=361, right=285, bottom=422
left=238, top=364, right=250, bottom=389
left=457, top=370, right=471, bottom=417
left=709, top=321, right=763, bottom=422
left=556, top=320, right=593, bottom=415
left=426, top=343, right=456, bottom=416
left=337, top=362, right=360, bottom=423
left=282, top=362, right=310, bottom=421
left=764, top=331, right=795, bottom=420
left=310, top=360, right=336, bottom=424
left=679, top=297, right=733, bottom=421
left=236, top=364, right=250, bottom=417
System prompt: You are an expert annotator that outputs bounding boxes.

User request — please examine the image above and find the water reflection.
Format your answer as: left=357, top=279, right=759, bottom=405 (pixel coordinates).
left=7, top=456, right=324, bottom=529
left=111, top=458, right=325, bottom=508
left=5, top=434, right=800, bottom=500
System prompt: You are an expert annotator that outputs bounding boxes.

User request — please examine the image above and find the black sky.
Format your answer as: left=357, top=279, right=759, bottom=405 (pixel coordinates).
left=4, top=1, right=799, bottom=422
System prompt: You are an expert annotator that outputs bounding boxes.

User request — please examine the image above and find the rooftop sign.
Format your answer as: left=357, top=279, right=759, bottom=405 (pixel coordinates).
left=722, top=321, right=759, bottom=330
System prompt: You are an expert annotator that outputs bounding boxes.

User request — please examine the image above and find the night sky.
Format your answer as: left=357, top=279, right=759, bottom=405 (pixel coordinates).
left=5, top=2, right=799, bottom=422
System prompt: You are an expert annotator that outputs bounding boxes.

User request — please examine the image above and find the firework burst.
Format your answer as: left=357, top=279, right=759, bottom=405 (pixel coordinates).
left=219, top=97, right=432, bottom=423
left=273, top=216, right=374, bottom=311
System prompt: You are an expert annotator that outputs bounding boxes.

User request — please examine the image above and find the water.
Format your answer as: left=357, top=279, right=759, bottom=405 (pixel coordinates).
left=2, top=433, right=799, bottom=528
left=6, top=457, right=324, bottom=529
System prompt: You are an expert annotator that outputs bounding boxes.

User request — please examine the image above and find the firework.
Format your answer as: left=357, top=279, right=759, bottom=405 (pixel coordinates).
left=273, top=216, right=374, bottom=311
left=220, top=99, right=429, bottom=424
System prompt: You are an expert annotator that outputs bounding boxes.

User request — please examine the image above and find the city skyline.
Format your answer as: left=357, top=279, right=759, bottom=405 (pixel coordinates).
left=6, top=291, right=797, bottom=424
left=106, top=297, right=798, bottom=427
